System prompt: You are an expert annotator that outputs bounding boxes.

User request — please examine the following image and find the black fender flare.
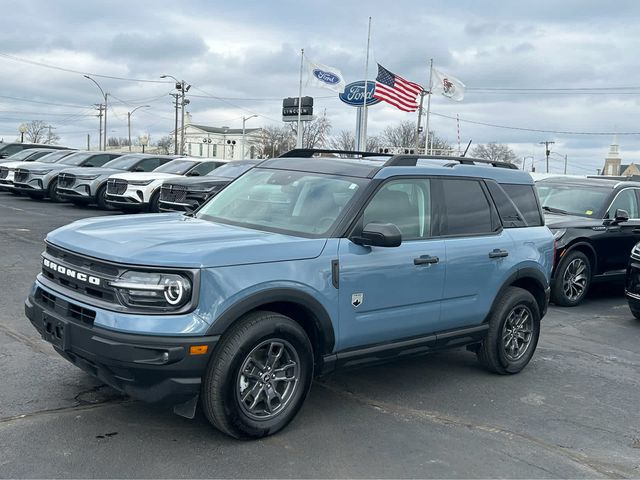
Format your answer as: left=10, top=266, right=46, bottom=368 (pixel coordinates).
left=206, top=288, right=336, bottom=354
left=485, top=267, right=550, bottom=322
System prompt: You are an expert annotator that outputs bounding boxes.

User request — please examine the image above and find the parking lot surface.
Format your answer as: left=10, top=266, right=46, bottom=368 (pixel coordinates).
left=1, top=193, right=639, bottom=478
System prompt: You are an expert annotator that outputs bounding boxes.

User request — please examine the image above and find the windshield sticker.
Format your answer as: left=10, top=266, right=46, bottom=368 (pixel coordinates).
left=585, top=210, right=593, bottom=215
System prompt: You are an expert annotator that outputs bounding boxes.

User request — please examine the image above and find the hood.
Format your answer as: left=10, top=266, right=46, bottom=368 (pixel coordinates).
left=46, top=213, right=327, bottom=268
left=60, top=167, right=125, bottom=177
left=164, top=176, right=230, bottom=188
left=0, top=160, right=30, bottom=170
left=19, top=162, right=74, bottom=172
left=544, top=212, right=603, bottom=228
left=110, top=172, right=179, bottom=181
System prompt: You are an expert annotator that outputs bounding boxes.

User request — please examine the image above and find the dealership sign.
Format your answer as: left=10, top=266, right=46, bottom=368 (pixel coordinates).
left=339, top=81, right=380, bottom=107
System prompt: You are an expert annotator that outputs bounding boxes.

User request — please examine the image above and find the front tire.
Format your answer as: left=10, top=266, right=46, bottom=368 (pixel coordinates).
left=551, top=250, right=591, bottom=306
left=95, top=184, right=113, bottom=210
left=148, top=189, right=160, bottom=213
left=628, top=301, right=640, bottom=320
left=48, top=178, right=61, bottom=202
left=201, top=311, right=313, bottom=439
left=477, top=286, right=541, bottom=375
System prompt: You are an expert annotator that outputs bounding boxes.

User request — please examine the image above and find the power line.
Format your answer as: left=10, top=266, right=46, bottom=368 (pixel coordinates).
left=0, top=94, right=90, bottom=108
left=431, top=112, right=640, bottom=136
left=0, top=52, right=172, bottom=84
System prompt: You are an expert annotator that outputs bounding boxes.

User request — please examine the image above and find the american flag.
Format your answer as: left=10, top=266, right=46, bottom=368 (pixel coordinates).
left=373, top=64, right=423, bottom=112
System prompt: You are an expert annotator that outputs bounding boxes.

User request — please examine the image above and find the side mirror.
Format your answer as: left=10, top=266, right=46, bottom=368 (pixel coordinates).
left=132, top=166, right=145, bottom=172
left=188, top=171, right=200, bottom=177
left=614, top=208, right=629, bottom=223
left=352, top=222, right=402, bottom=247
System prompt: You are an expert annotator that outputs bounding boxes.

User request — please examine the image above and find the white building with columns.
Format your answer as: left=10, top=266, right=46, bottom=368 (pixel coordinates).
left=176, top=118, right=263, bottom=160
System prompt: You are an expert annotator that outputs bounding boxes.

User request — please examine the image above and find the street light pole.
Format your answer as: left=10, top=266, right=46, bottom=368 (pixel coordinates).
left=127, top=105, right=150, bottom=152
left=85, top=75, right=108, bottom=150
left=19, top=124, right=27, bottom=143
left=161, top=75, right=190, bottom=156
left=522, top=155, right=534, bottom=172
left=242, top=115, right=258, bottom=160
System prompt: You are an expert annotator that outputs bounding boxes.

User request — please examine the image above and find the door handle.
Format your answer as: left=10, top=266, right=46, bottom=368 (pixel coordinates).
left=489, top=249, right=509, bottom=258
left=414, top=255, right=439, bottom=265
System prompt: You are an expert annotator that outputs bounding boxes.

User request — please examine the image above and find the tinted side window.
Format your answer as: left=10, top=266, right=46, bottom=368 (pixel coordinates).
left=84, top=154, right=112, bottom=167
left=188, top=162, right=224, bottom=176
left=485, top=181, right=526, bottom=228
left=501, top=184, right=543, bottom=226
left=135, top=158, right=162, bottom=171
left=441, top=178, right=496, bottom=236
left=362, top=179, right=431, bottom=240
left=1, top=145, right=24, bottom=156
left=607, top=188, right=639, bottom=218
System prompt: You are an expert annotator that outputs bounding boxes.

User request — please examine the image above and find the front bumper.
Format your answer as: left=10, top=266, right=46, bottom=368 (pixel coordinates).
left=25, top=284, right=218, bottom=405
left=625, top=257, right=640, bottom=307
left=58, top=185, right=94, bottom=201
left=14, top=177, right=46, bottom=193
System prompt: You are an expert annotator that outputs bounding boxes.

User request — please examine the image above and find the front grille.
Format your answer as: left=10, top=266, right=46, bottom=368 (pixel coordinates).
left=42, top=244, right=121, bottom=304
left=58, top=173, right=76, bottom=188
left=36, top=287, right=96, bottom=326
left=14, top=169, right=30, bottom=183
left=0, top=167, right=8, bottom=179
left=107, top=179, right=127, bottom=195
left=160, top=184, right=188, bottom=203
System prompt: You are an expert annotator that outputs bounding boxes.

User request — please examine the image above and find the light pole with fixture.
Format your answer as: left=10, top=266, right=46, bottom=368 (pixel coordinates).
left=161, top=75, right=190, bottom=155
left=522, top=155, right=534, bottom=172
left=550, top=151, right=569, bottom=175
left=19, top=123, right=27, bottom=143
left=127, top=105, right=150, bottom=152
left=84, top=75, right=108, bottom=151
left=242, top=115, right=258, bottom=159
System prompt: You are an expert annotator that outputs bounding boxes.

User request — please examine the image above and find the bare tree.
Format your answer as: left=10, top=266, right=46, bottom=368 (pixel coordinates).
left=471, top=143, right=520, bottom=164
left=290, top=114, right=332, bottom=149
left=23, top=120, right=60, bottom=144
left=156, top=136, right=174, bottom=155
left=328, top=130, right=382, bottom=153
left=378, top=120, right=450, bottom=154
left=256, top=125, right=294, bottom=158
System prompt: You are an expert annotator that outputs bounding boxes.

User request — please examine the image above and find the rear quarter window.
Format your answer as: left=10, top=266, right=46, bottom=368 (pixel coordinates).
left=501, top=183, right=543, bottom=226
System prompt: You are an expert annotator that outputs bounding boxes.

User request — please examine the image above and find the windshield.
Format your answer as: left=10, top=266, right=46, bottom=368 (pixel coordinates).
left=536, top=182, right=611, bottom=217
left=197, top=168, right=365, bottom=237
left=154, top=159, right=197, bottom=175
left=102, top=155, right=145, bottom=170
left=206, top=161, right=258, bottom=179
left=58, top=152, right=94, bottom=165
left=38, top=151, right=74, bottom=163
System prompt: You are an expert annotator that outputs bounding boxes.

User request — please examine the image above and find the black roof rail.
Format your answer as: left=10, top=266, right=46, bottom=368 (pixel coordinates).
left=383, top=154, right=519, bottom=170
left=278, top=148, right=392, bottom=158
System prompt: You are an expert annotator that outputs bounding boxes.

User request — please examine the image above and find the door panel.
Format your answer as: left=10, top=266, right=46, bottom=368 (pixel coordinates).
left=603, top=188, right=640, bottom=272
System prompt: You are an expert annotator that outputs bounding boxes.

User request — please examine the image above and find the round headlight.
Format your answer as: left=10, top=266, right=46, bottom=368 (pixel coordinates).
left=163, top=277, right=185, bottom=305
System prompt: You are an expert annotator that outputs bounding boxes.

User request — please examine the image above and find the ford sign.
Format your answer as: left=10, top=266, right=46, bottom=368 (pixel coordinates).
left=339, top=81, right=381, bottom=107
left=313, top=69, right=340, bottom=85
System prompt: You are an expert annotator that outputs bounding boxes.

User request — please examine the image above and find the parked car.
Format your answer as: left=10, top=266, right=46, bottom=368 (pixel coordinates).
left=0, top=150, right=75, bottom=192
left=159, top=160, right=259, bottom=212
left=536, top=176, right=640, bottom=306
left=625, top=242, right=640, bottom=319
left=0, top=142, right=72, bottom=159
left=0, top=147, right=60, bottom=164
left=105, top=158, right=227, bottom=212
left=57, top=153, right=177, bottom=208
left=25, top=150, right=554, bottom=439
left=13, top=151, right=123, bottom=201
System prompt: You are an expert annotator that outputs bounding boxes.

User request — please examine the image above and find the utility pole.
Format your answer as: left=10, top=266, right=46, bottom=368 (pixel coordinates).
left=103, top=93, right=108, bottom=151
left=170, top=93, right=179, bottom=155
left=539, top=140, right=555, bottom=173
left=86, top=134, right=90, bottom=150
left=161, top=75, right=190, bottom=156
left=563, top=154, right=568, bottom=175
left=94, top=103, right=104, bottom=151
left=242, top=115, right=258, bottom=159
left=45, top=125, right=56, bottom=144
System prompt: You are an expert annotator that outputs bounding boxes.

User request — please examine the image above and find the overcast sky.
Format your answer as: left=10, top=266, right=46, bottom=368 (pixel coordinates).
left=2, top=0, right=640, bottom=173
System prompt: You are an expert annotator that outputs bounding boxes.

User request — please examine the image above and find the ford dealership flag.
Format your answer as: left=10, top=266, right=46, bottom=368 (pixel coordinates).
left=306, top=60, right=346, bottom=93
left=373, top=64, right=423, bottom=112
left=431, top=69, right=466, bottom=101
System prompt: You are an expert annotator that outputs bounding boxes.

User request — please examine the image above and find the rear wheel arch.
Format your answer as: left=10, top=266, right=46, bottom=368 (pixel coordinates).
left=487, top=268, right=549, bottom=322
left=207, top=289, right=335, bottom=370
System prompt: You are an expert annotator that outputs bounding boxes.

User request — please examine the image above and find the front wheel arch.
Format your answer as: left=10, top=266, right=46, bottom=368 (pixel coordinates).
left=556, top=241, right=597, bottom=277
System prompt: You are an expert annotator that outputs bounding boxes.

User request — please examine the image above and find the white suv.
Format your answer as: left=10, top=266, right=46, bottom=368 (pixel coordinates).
left=105, top=158, right=228, bottom=212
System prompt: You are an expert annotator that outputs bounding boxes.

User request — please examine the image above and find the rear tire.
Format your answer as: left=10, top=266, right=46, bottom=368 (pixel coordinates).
left=629, top=302, right=640, bottom=320
left=201, top=311, right=313, bottom=439
left=551, top=250, right=591, bottom=306
left=477, top=286, right=540, bottom=375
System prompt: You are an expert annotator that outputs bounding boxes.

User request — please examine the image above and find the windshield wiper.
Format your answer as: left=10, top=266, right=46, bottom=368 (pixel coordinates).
left=542, top=205, right=568, bottom=215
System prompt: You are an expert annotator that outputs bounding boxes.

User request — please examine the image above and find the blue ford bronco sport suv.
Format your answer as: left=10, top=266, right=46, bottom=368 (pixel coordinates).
left=25, top=149, right=554, bottom=439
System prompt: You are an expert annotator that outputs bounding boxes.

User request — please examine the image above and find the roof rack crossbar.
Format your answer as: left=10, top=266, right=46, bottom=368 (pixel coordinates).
left=278, top=148, right=392, bottom=158
left=383, top=154, right=519, bottom=170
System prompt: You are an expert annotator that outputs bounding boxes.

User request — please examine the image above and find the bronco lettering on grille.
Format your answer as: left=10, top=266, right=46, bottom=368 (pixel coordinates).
left=43, top=258, right=101, bottom=286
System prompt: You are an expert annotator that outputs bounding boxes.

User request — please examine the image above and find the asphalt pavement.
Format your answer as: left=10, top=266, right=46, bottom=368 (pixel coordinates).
left=1, top=192, right=639, bottom=478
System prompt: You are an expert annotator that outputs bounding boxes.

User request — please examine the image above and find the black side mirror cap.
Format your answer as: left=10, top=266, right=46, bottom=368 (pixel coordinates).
left=352, top=222, right=402, bottom=247
left=615, top=208, right=630, bottom=223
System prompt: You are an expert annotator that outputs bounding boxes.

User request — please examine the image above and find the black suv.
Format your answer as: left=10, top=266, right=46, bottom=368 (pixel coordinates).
left=159, top=160, right=259, bottom=212
left=536, top=176, right=640, bottom=306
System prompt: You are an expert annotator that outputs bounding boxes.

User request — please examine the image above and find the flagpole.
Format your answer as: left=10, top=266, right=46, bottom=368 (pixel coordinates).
left=415, top=90, right=425, bottom=150
left=424, top=58, right=433, bottom=154
left=296, top=48, right=304, bottom=148
left=360, top=16, right=372, bottom=151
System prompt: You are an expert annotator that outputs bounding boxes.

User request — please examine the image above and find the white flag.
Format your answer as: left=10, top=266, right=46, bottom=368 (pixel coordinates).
left=306, top=60, right=346, bottom=93
left=431, top=69, right=465, bottom=101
